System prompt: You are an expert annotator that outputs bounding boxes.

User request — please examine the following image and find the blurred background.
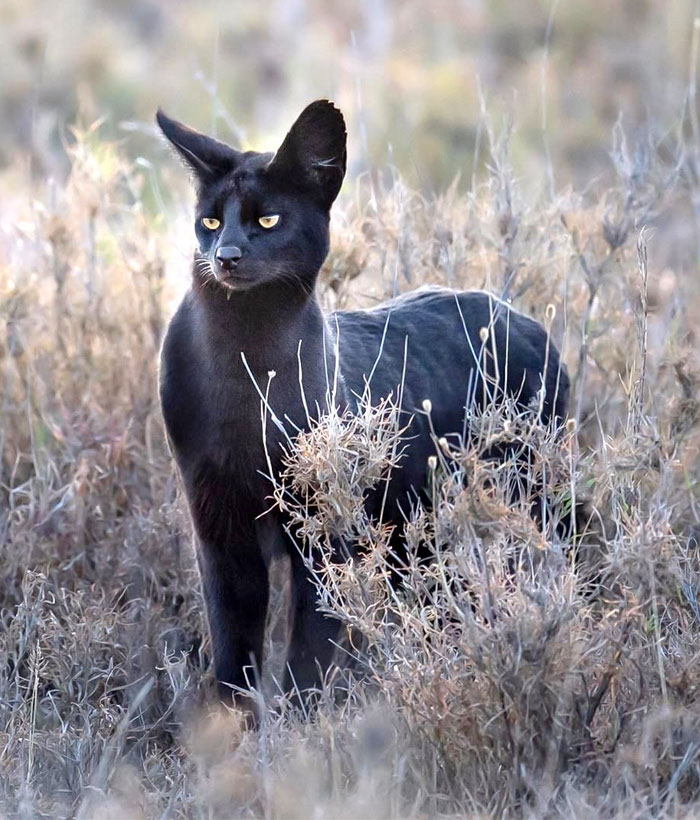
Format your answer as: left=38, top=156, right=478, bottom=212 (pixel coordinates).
left=0, top=0, right=695, bottom=191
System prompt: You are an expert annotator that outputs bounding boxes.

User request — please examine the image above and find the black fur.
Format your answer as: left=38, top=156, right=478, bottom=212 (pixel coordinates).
left=156, top=100, right=569, bottom=711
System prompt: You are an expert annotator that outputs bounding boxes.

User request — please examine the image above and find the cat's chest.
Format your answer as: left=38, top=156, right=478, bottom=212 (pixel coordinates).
left=167, top=349, right=297, bottom=469
left=159, top=292, right=332, bottom=474
left=199, top=364, right=274, bottom=446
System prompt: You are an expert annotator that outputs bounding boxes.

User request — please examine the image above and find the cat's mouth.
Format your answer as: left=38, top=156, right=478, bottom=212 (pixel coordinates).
left=215, top=272, right=256, bottom=291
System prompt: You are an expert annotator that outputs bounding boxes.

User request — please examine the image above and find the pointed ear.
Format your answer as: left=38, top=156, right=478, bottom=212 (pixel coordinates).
left=268, top=100, right=347, bottom=209
left=156, top=109, right=240, bottom=181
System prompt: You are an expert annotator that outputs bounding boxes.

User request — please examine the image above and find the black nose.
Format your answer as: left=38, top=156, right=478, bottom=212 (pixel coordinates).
left=216, top=245, right=242, bottom=271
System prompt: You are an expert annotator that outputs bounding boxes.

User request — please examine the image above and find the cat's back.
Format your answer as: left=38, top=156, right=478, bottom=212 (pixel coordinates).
left=332, top=285, right=483, bottom=409
left=333, top=285, right=568, bottom=422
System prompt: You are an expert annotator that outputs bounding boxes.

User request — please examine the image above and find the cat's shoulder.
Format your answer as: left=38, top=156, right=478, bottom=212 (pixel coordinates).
left=159, top=290, right=200, bottom=394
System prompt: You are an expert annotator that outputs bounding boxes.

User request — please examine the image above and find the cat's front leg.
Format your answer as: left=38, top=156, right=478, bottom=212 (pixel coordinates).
left=196, top=530, right=270, bottom=716
left=283, top=544, right=342, bottom=701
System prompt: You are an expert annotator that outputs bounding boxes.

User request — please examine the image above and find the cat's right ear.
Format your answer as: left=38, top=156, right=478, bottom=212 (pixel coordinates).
left=156, top=110, right=239, bottom=181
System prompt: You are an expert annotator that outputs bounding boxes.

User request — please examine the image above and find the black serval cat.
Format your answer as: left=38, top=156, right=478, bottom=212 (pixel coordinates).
left=157, top=100, right=569, bottom=714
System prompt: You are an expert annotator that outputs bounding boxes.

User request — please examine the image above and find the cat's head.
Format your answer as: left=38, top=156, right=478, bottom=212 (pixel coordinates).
left=156, top=100, right=346, bottom=295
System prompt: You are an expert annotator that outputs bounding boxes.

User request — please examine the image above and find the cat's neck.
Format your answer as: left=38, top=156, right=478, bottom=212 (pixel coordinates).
left=191, top=277, right=329, bottom=375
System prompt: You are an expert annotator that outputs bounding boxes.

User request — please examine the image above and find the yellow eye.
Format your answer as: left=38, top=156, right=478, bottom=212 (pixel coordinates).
left=258, top=214, right=280, bottom=229
left=202, top=217, right=220, bottom=230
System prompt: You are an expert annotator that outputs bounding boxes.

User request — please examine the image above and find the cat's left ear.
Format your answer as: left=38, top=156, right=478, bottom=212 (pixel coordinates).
left=268, top=100, right=347, bottom=209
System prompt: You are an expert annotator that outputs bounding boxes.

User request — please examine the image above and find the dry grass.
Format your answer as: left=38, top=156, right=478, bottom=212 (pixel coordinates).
left=2, top=105, right=700, bottom=819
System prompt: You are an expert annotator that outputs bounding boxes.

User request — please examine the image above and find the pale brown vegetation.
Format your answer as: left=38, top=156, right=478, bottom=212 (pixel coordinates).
left=1, top=98, right=700, bottom=818
left=2, top=5, right=700, bottom=813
